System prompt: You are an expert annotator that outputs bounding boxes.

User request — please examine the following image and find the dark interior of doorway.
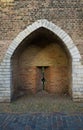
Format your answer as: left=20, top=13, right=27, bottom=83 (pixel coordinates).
left=37, top=66, right=48, bottom=91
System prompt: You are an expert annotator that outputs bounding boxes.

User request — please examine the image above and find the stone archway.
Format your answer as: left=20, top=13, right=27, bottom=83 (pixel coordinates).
left=11, top=27, right=71, bottom=97
left=0, top=19, right=83, bottom=102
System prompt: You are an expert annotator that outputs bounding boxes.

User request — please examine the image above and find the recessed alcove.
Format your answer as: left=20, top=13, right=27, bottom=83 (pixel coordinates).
left=0, top=19, right=82, bottom=102
left=11, top=27, right=71, bottom=98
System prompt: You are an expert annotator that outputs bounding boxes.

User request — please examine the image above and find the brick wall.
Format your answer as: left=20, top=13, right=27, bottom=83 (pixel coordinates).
left=45, top=66, right=70, bottom=95
left=12, top=37, right=70, bottom=95
left=0, top=0, right=83, bottom=62
left=0, top=0, right=83, bottom=101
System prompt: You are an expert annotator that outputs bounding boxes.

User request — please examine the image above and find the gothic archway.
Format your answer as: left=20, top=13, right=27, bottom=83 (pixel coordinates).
left=0, top=19, right=82, bottom=102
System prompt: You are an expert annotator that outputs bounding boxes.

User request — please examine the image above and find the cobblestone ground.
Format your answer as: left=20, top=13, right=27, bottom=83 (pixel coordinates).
left=0, top=113, right=83, bottom=130
left=0, top=92, right=83, bottom=130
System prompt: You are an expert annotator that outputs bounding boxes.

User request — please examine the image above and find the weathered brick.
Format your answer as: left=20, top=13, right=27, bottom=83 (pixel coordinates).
left=0, top=0, right=83, bottom=102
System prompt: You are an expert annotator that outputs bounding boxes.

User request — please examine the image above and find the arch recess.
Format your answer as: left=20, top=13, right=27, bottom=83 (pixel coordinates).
left=0, top=19, right=83, bottom=102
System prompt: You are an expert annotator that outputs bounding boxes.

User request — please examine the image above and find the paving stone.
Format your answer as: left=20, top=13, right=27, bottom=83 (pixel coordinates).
left=0, top=113, right=83, bottom=130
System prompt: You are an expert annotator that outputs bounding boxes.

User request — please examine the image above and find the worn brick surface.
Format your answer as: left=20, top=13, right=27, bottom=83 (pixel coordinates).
left=0, top=0, right=83, bottom=101
left=0, top=0, right=83, bottom=61
left=12, top=37, right=70, bottom=95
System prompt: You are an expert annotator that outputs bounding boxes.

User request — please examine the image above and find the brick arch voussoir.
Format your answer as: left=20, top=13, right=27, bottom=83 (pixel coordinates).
left=4, top=19, right=81, bottom=63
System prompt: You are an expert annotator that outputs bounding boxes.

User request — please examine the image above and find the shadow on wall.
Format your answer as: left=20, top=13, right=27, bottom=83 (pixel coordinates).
left=11, top=27, right=72, bottom=99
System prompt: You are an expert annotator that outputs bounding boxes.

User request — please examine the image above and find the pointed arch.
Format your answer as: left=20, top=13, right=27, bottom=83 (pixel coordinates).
left=5, top=19, right=81, bottom=60
left=0, top=19, right=83, bottom=102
